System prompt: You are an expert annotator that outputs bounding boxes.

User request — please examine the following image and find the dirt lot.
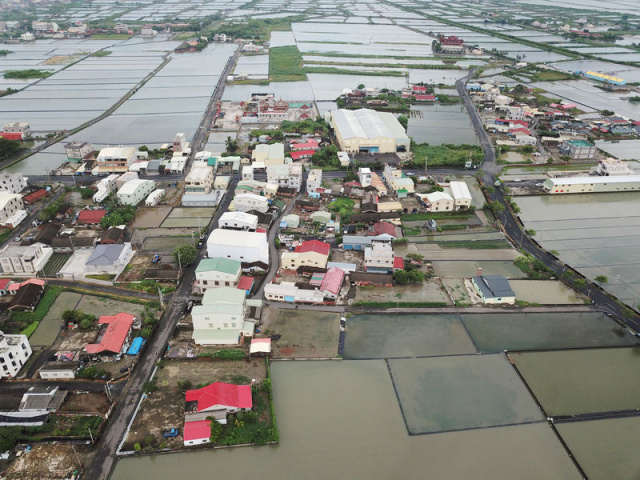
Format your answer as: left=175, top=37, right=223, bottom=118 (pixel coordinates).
left=58, top=329, right=99, bottom=351
left=1, top=443, right=91, bottom=480
left=123, top=359, right=267, bottom=450
left=132, top=206, right=172, bottom=228
left=59, top=392, right=112, bottom=415
left=74, top=295, right=146, bottom=319
left=353, top=279, right=452, bottom=305
left=261, top=308, right=340, bottom=358
left=118, top=254, right=154, bottom=282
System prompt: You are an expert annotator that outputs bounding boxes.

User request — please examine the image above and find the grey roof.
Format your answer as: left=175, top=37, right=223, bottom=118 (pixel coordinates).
left=86, top=244, right=125, bottom=265
left=473, top=275, right=515, bottom=299
left=332, top=109, right=407, bottom=141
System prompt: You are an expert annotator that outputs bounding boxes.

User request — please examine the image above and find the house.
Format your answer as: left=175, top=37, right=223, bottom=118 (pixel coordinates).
left=93, top=174, right=119, bottom=203
left=39, top=362, right=79, bottom=380
left=183, top=419, right=212, bottom=446
left=358, top=167, right=372, bottom=187
left=439, top=35, right=464, bottom=53
left=0, top=331, right=32, bottom=378
left=376, top=200, right=401, bottom=213
left=472, top=275, right=516, bottom=304
left=449, top=181, right=472, bottom=210
left=422, top=191, right=454, bottom=212
left=19, top=386, right=66, bottom=412
left=319, top=267, right=345, bottom=299
left=233, top=193, right=269, bottom=213
left=117, top=179, right=156, bottom=206
left=206, top=230, right=269, bottom=269
left=0, top=193, right=24, bottom=224
left=310, top=211, right=332, bottom=224
left=342, top=234, right=395, bottom=250
left=64, top=142, right=93, bottom=161
left=22, top=189, right=47, bottom=205
left=329, top=109, right=410, bottom=154
left=597, top=158, right=633, bottom=176
left=372, top=221, right=398, bottom=238
left=141, top=25, right=157, bottom=37
left=96, top=147, right=138, bottom=173
left=281, top=240, right=330, bottom=270
left=85, top=243, right=134, bottom=275
left=77, top=209, right=106, bottom=225
left=85, top=312, right=135, bottom=354
left=185, top=165, right=214, bottom=194
left=1, top=122, right=30, bottom=140
left=185, top=382, right=252, bottom=424
left=0, top=278, right=12, bottom=296
left=193, top=257, right=242, bottom=294
left=364, top=240, right=396, bottom=274
left=8, top=282, right=44, bottom=311
left=0, top=243, right=53, bottom=274
left=252, top=143, right=285, bottom=166
left=369, top=172, right=388, bottom=196
left=218, top=211, right=258, bottom=231
left=266, top=163, right=303, bottom=192
left=191, top=287, right=254, bottom=345
left=116, top=172, right=138, bottom=190
left=145, top=189, right=165, bottom=206
left=242, top=165, right=254, bottom=181
left=383, top=164, right=415, bottom=196
left=559, top=140, right=596, bottom=159
left=0, top=173, right=27, bottom=194
left=250, top=338, right=271, bottom=356
left=100, top=227, right=125, bottom=245
left=264, top=282, right=325, bottom=304
left=307, top=169, right=322, bottom=195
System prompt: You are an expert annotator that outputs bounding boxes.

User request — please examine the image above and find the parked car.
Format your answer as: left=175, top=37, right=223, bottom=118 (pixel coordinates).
left=162, top=428, right=178, bottom=438
left=152, top=254, right=160, bottom=263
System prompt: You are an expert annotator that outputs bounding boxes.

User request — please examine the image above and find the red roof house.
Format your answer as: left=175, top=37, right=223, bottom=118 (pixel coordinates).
left=77, top=209, right=107, bottom=225
left=373, top=222, right=397, bottom=238
left=319, top=267, right=345, bottom=299
left=185, top=382, right=252, bottom=415
left=7, top=278, right=44, bottom=293
left=295, top=240, right=331, bottom=256
left=183, top=419, right=211, bottom=446
left=290, top=139, right=319, bottom=151
left=0, top=278, right=12, bottom=294
left=289, top=149, right=316, bottom=161
left=412, top=85, right=427, bottom=93
left=237, top=276, right=254, bottom=294
left=85, top=312, right=135, bottom=354
left=393, top=257, right=405, bottom=271
left=23, top=189, right=47, bottom=204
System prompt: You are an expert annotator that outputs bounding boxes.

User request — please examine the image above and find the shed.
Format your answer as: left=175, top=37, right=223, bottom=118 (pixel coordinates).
left=471, top=275, right=516, bottom=304
left=183, top=419, right=211, bottom=446
left=249, top=338, right=271, bottom=355
left=126, top=337, right=145, bottom=355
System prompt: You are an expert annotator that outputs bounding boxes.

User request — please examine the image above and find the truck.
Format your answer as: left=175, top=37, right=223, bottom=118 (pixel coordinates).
left=162, top=428, right=178, bottom=438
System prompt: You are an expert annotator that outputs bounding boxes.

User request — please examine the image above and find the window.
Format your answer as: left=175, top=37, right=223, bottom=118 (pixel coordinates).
left=208, top=323, right=213, bottom=328
left=232, top=323, right=236, bottom=328
left=214, top=281, right=219, bottom=286
left=8, top=353, right=13, bottom=359
left=223, top=323, right=228, bottom=328
left=203, top=280, right=208, bottom=285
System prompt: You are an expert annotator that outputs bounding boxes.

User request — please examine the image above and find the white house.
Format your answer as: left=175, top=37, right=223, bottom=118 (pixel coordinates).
left=117, top=179, right=156, bottom=206
left=0, top=243, right=53, bottom=274
left=449, top=181, right=472, bottom=210
left=84, top=243, right=134, bottom=276
left=64, top=141, right=93, bottom=161
left=93, top=174, right=119, bottom=203
left=364, top=240, right=395, bottom=274
left=264, top=282, right=325, bottom=304
left=422, top=191, right=454, bottom=212
left=218, top=211, right=258, bottom=231
left=288, top=163, right=303, bottom=191
left=206, top=229, right=269, bottom=267
left=307, top=169, right=322, bottom=195
left=96, top=146, right=138, bottom=173
left=359, top=167, right=372, bottom=187
left=472, top=275, right=516, bottom=304
left=39, top=362, right=78, bottom=380
left=145, top=189, right=165, bottom=206
left=242, top=165, right=254, bottom=181
left=252, top=143, right=284, bottom=166
left=233, top=193, right=269, bottom=213
left=0, top=331, right=32, bottom=378
left=0, top=173, right=27, bottom=194
left=0, top=193, right=24, bottom=224
left=191, top=287, right=253, bottom=345
left=193, top=257, right=242, bottom=294
left=185, top=165, right=214, bottom=194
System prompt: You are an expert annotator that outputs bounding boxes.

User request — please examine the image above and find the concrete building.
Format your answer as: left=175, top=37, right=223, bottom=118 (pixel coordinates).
left=342, top=234, right=395, bottom=250
left=264, top=282, right=325, bottom=304
left=423, top=191, right=454, bottom=212
left=449, top=181, right=472, bottom=210
left=39, top=362, right=78, bottom=380
left=543, top=175, right=640, bottom=194
left=505, top=106, right=526, bottom=121
left=32, top=21, right=58, bottom=32
left=329, top=109, right=410, bottom=154
left=173, top=133, right=187, bottom=153
left=307, top=169, right=322, bottom=195
left=141, top=25, right=157, bottom=37
left=0, top=243, right=53, bottom=274
left=472, top=275, right=515, bottom=304
left=559, top=139, right=596, bottom=159
left=97, top=147, right=138, bottom=173
left=185, top=165, right=214, bottom=194
left=242, top=165, right=254, bottom=181
left=281, top=240, right=330, bottom=270
left=191, top=287, right=254, bottom=345
left=117, top=179, right=156, bottom=206
left=219, top=211, right=258, bottom=231
left=233, top=193, right=269, bottom=213
left=359, top=167, right=372, bottom=187
left=116, top=172, right=138, bottom=190
left=145, top=189, right=165, bottom=206
left=206, top=229, right=269, bottom=267
left=252, top=143, right=285, bottom=166
left=439, top=35, right=464, bottom=54
left=364, top=240, right=395, bottom=274
left=0, top=332, right=32, bottom=378
left=383, top=164, right=415, bottom=196
left=193, top=258, right=242, bottom=294
left=1, top=122, right=30, bottom=140
left=596, top=158, right=633, bottom=176
left=64, top=142, right=93, bottom=161
left=92, top=174, right=119, bottom=203
left=85, top=243, right=134, bottom=276
left=0, top=173, right=27, bottom=194
left=266, top=163, right=303, bottom=192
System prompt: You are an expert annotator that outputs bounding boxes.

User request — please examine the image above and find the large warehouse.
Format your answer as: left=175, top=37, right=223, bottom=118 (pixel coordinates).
left=543, top=175, right=640, bottom=194
left=329, top=109, right=410, bottom=154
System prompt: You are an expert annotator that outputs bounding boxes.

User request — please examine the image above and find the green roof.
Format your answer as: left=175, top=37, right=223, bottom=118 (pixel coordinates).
left=202, top=286, right=246, bottom=305
left=196, top=258, right=241, bottom=276
left=568, top=139, right=593, bottom=147
left=236, top=185, right=254, bottom=192
left=272, top=199, right=286, bottom=211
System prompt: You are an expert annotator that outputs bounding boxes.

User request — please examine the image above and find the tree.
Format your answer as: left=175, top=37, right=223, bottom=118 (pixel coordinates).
left=173, top=245, right=197, bottom=266
left=0, top=138, right=25, bottom=160
left=397, top=115, right=408, bottom=130
left=595, top=275, right=608, bottom=285
left=225, top=136, right=239, bottom=154
left=573, top=279, right=586, bottom=289
left=208, top=417, right=224, bottom=443
left=0, top=427, right=18, bottom=452
left=357, top=83, right=365, bottom=90
left=525, top=229, right=536, bottom=236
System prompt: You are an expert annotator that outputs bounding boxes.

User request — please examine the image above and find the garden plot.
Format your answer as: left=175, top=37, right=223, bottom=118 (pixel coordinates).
left=29, top=291, right=82, bottom=347
left=462, top=312, right=638, bottom=353
left=388, top=354, right=543, bottom=434
left=262, top=308, right=340, bottom=358
left=557, top=416, right=640, bottom=480
left=343, top=314, right=476, bottom=359
left=510, top=347, right=640, bottom=418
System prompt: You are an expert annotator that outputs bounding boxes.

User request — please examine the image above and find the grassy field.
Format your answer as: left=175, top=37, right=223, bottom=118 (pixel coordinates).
left=29, top=292, right=82, bottom=347
left=270, top=46, right=306, bottom=82
left=328, top=197, right=355, bottom=216
left=90, top=33, right=131, bottom=40
left=304, top=66, right=406, bottom=77
left=411, top=143, right=483, bottom=168
left=42, top=253, right=71, bottom=277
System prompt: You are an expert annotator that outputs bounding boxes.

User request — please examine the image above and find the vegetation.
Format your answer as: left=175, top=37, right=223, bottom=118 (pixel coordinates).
left=173, top=245, right=197, bottom=266
left=514, top=254, right=553, bottom=280
left=397, top=115, right=408, bottom=130
left=270, top=46, right=305, bottom=82
left=401, top=211, right=472, bottom=221
left=408, top=143, right=483, bottom=168
left=311, top=145, right=339, bottom=168
left=90, top=33, right=132, bottom=40
left=393, top=269, right=425, bottom=284
left=6, top=286, right=61, bottom=335
left=100, top=204, right=136, bottom=228
left=0, top=138, right=27, bottom=160
left=327, top=197, right=355, bottom=216
left=4, top=69, right=52, bottom=79
left=438, top=240, right=511, bottom=249
left=91, top=50, right=112, bottom=57
left=62, top=309, right=98, bottom=330
left=225, top=136, right=239, bottom=154
left=0, top=50, right=12, bottom=56
left=208, top=16, right=304, bottom=42
left=199, top=349, right=247, bottom=361
left=595, top=275, right=608, bottom=285
left=252, top=117, right=327, bottom=141
left=77, top=365, right=108, bottom=379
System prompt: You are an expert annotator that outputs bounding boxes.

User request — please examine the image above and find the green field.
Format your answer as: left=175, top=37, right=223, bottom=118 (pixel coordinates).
left=270, top=46, right=306, bottom=82
left=389, top=355, right=543, bottom=434
left=29, top=292, right=82, bottom=347
left=410, top=143, right=483, bottom=168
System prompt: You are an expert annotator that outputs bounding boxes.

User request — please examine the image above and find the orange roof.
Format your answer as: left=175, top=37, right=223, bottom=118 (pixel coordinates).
left=85, top=312, right=134, bottom=354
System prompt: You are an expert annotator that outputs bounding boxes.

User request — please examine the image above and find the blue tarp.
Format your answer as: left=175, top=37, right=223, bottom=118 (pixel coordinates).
left=127, top=337, right=145, bottom=355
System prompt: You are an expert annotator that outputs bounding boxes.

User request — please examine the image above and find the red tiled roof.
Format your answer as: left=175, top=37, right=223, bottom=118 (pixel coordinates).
left=290, top=139, right=319, bottom=150
left=185, top=382, right=252, bottom=412
left=8, top=278, right=44, bottom=292
left=0, top=132, right=24, bottom=141
left=412, top=85, right=427, bottom=92
left=183, top=420, right=211, bottom=442
left=319, top=267, right=345, bottom=295
left=237, top=276, right=254, bottom=293
left=509, top=128, right=531, bottom=135
left=256, top=227, right=267, bottom=233
left=23, top=189, right=47, bottom=204
left=77, top=209, right=107, bottom=224
left=0, top=278, right=12, bottom=290
left=85, top=312, right=134, bottom=354
left=373, top=222, right=397, bottom=238
left=289, top=149, right=316, bottom=160
left=394, top=257, right=405, bottom=269
left=295, top=240, right=330, bottom=256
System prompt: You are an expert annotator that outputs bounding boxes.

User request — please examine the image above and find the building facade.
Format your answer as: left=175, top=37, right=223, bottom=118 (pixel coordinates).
left=0, top=332, right=32, bottom=378
left=0, top=173, right=27, bottom=194
left=233, top=193, right=269, bottom=213
left=193, top=258, right=242, bottom=294
left=96, top=147, right=138, bottom=173
left=0, top=243, right=53, bottom=274
left=117, top=179, right=156, bottom=206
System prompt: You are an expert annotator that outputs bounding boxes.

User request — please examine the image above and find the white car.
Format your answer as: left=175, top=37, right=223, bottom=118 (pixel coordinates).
left=513, top=178, right=522, bottom=182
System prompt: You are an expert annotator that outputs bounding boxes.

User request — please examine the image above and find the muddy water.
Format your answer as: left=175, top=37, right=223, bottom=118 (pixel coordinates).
left=111, top=360, right=581, bottom=480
